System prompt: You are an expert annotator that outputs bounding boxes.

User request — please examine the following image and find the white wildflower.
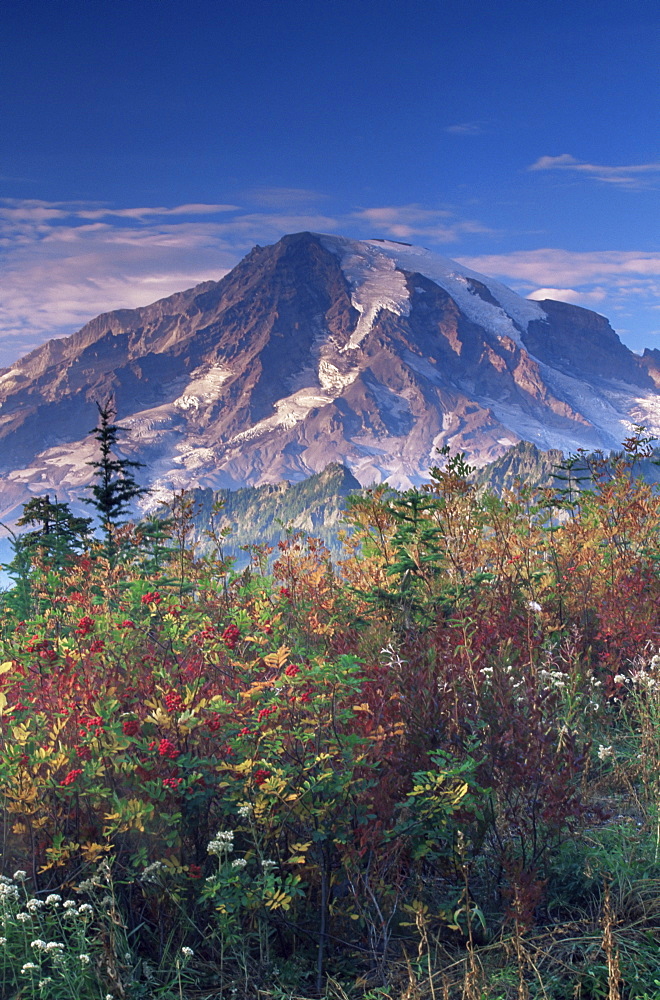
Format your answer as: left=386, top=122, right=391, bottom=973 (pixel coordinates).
left=63, top=900, right=77, bottom=910
left=16, top=912, right=31, bottom=923
left=21, top=962, right=38, bottom=972
left=140, top=861, right=165, bottom=884
left=77, top=903, right=94, bottom=917
left=13, top=870, right=27, bottom=881
left=45, top=894, right=61, bottom=906
left=207, top=830, right=234, bottom=856
left=237, top=802, right=253, bottom=819
left=598, top=745, right=614, bottom=761
left=613, top=674, right=627, bottom=685
left=45, top=941, right=64, bottom=951
left=231, top=858, right=247, bottom=869
left=38, top=979, right=53, bottom=989
left=528, top=601, right=542, bottom=613
left=380, top=644, right=406, bottom=669
left=26, top=899, right=45, bottom=912
left=0, top=937, right=6, bottom=945
left=31, top=939, right=48, bottom=951
left=261, top=859, right=277, bottom=871
left=79, top=953, right=91, bottom=965
left=0, top=883, right=19, bottom=901
left=181, top=946, right=194, bottom=958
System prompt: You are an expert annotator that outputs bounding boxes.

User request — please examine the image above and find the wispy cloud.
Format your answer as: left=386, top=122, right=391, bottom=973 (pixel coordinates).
left=351, top=204, right=492, bottom=242
left=0, top=196, right=505, bottom=366
left=457, top=249, right=660, bottom=329
left=247, top=187, right=327, bottom=209
left=0, top=198, right=347, bottom=366
left=529, top=154, right=660, bottom=188
left=444, top=121, right=487, bottom=135
left=458, top=249, right=660, bottom=286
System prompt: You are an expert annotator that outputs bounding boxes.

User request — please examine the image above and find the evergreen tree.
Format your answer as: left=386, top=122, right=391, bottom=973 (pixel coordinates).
left=85, top=398, right=149, bottom=563
left=1, top=496, right=92, bottom=616
left=17, top=494, right=93, bottom=565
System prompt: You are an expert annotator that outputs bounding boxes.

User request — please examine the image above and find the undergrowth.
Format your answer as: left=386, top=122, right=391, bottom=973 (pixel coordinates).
left=1, top=430, right=660, bottom=998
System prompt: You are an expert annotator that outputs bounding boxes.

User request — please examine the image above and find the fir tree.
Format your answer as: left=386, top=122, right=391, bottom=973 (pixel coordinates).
left=17, top=494, right=93, bottom=564
left=85, top=398, right=149, bottom=563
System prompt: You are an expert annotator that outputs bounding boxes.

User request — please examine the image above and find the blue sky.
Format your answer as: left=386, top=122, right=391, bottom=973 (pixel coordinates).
left=1, top=0, right=659, bottom=367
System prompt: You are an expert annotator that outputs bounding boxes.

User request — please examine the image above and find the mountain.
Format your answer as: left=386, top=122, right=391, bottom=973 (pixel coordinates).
left=184, top=462, right=361, bottom=563
left=1, top=230, right=659, bottom=524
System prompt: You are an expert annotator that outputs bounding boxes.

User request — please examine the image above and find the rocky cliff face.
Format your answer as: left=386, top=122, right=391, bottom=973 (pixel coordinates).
left=0, top=231, right=658, bottom=524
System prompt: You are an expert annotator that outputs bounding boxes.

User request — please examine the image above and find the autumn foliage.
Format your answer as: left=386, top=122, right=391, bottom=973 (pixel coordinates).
left=2, top=434, right=660, bottom=996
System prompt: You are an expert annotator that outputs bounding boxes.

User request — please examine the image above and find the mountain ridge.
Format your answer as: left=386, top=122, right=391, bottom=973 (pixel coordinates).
left=0, top=231, right=659, bottom=525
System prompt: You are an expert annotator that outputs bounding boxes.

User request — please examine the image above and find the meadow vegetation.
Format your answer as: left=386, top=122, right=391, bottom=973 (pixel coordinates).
left=1, top=429, right=660, bottom=999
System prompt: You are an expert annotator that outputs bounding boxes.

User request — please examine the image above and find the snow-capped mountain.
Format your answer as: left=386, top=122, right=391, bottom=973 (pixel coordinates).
left=1, top=231, right=659, bottom=522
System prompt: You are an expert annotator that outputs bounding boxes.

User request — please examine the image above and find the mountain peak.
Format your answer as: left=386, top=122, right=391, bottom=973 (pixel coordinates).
left=0, top=231, right=657, bottom=525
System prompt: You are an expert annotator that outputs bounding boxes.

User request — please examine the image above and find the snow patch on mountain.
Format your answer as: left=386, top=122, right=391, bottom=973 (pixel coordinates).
left=320, top=234, right=545, bottom=349
left=318, top=359, right=359, bottom=392
left=229, top=388, right=334, bottom=444
left=319, top=236, right=411, bottom=349
left=173, top=363, right=233, bottom=410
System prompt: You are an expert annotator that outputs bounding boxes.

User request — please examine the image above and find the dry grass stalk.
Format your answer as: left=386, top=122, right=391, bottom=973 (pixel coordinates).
left=601, top=882, right=622, bottom=1000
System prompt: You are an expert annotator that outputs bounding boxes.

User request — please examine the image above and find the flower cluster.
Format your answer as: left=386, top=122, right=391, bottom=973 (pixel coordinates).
left=207, top=830, right=234, bottom=857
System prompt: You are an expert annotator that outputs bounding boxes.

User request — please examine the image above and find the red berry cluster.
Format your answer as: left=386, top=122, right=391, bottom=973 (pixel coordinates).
left=162, top=777, right=183, bottom=789
left=253, top=769, right=271, bottom=786
left=257, top=705, right=277, bottom=723
left=60, top=768, right=83, bottom=786
left=75, top=616, right=94, bottom=636
left=141, top=591, right=162, bottom=605
left=285, top=663, right=300, bottom=677
left=164, top=691, right=184, bottom=712
left=158, top=738, right=179, bottom=759
left=79, top=716, right=104, bottom=737
left=122, top=719, right=140, bottom=736
left=221, top=623, right=240, bottom=649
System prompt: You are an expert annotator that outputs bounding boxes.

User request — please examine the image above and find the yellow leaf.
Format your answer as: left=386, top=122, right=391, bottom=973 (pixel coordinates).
left=11, top=724, right=31, bottom=746
left=0, top=661, right=14, bottom=676
left=80, top=842, right=112, bottom=862
left=264, top=645, right=291, bottom=670
left=146, top=706, right=170, bottom=727
left=352, top=703, right=372, bottom=713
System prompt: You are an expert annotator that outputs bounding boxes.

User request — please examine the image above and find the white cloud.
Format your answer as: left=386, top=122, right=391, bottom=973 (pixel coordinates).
left=247, top=187, right=326, bottom=208
left=444, top=121, right=487, bottom=135
left=457, top=249, right=660, bottom=287
left=0, top=198, right=349, bottom=366
left=0, top=196, right=503, bottom=367
left=526, top=287, right=607, bottom=306
left=456, top=248, right=660, bottom=336
left=351, top=204, right=492, bottom=242
left=529, top=154, right=660, bottom=188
